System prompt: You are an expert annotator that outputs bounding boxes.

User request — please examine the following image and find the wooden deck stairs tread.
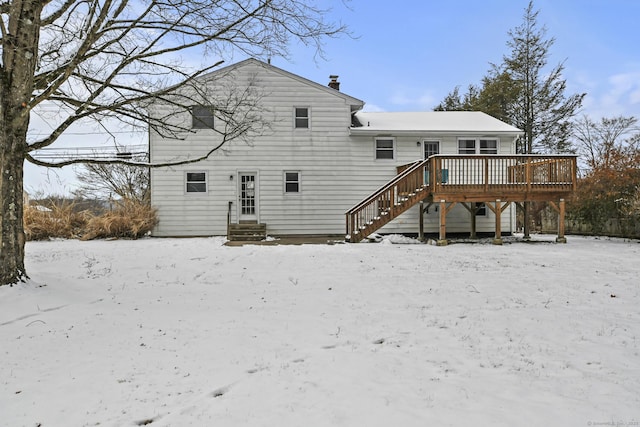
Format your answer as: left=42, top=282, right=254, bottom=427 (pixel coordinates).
left=228, top=222, right=267, bottom=241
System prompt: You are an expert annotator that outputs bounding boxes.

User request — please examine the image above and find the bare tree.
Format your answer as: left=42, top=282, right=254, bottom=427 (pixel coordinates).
left=1, top=0, right=349, bottom=285
left=73, top=153, right=150, bottom=203
left=573, top=115, right=639, bottom=172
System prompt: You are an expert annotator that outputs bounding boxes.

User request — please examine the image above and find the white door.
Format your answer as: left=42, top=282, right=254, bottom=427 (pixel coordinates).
left=238, top=172, right=257, bottom=221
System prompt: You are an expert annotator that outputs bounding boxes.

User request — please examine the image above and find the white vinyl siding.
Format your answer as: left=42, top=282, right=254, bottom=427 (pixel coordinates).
left=150, top=59, right=518, bottom=237
left=151, top=60, right=361, bottom=236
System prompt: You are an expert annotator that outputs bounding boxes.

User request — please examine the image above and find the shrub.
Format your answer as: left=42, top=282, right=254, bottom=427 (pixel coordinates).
left=24, top=200, right=90, bottom=240
left=82, top=199, right=158, bottom=240
left=24, top=198, right=158, bottom=241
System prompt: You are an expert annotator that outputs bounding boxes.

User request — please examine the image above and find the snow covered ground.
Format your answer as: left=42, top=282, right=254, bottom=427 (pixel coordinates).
left=1, top=235, right=639, bottom=427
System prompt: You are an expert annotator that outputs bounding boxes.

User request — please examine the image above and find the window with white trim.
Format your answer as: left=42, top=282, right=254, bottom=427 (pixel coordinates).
left=186, top=172, right=207, bottom=193
left=284, top=171, right=300, bottom=193
left=191, top=106, right=215, bottom=129
left=294, top=107, right=309, bottom=129
left=458, top=138, right=499, bottom=154
left=480, top=139, right=498, bottom=154
left=458, top=139, right=476, bottom=154
left=375, top=138, right=395, bottom=160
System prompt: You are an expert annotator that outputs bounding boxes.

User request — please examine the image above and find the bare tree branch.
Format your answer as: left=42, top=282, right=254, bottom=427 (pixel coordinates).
left=1, top=0, right=350, bottom=285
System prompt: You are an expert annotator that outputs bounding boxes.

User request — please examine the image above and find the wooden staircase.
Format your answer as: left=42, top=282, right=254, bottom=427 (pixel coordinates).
left=227, top=222, right=267, bottom=241
left=346, top=154, right=578, bottom=243
left=345, top=159, right=432, bottom=242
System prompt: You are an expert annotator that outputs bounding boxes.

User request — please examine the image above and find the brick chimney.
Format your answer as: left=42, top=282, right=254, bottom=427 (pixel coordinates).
left=328, top=75, right=340, bottom=91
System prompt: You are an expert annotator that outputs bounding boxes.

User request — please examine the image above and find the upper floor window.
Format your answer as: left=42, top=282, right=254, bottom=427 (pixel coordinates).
left=424, top=140, right=440, bottom=159
left=375, top=138, right=395, bottom=160
left=284, top=171, right=300, bottom=193
left=186, top=172, right=207, bottom=193
left=294, top=107, right=309, bottom=129
left=191, top=106, right=215, bottom=129
left=458, top=138, right=499, bottom=154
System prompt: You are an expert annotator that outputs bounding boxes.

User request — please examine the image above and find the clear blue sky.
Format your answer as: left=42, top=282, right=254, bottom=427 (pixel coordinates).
left=271, top=0, right=640, bottom=118
left=25, top=0, right=640, bottom=195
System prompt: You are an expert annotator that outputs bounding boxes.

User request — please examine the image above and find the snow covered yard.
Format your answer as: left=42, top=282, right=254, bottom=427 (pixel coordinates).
left=1, top=235, right=639, bottom=427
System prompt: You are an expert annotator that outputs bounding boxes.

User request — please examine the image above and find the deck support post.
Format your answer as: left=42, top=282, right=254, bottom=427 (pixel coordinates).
left=556, top=198, right=567, bottom=243
left=470, top=203, right=478, bottom=239
left=419, top=201, right=425, bottom=241
left=493, top=199, right=503, bottom=245
left=437, top=199, right=448, bottom=246
left=523, top=201, right=532, bottom=241
left=460, top=202, right=478, bottom=239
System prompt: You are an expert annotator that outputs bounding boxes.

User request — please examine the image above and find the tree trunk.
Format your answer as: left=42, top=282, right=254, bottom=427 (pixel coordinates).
left=0, top=142, right=27, bottom=285
left=0, top=0, right=44, bottom=285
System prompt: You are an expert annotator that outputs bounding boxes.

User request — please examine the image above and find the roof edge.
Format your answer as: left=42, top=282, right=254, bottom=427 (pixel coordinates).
left=201, top=58, right=365, bottom=107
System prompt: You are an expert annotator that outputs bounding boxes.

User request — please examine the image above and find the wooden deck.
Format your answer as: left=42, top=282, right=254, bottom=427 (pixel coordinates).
left=346, top=155, right=577, bottom=243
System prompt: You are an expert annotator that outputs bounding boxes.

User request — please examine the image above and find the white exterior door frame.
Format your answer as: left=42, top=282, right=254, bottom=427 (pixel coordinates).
left=237, top=171, right=258, bottom=222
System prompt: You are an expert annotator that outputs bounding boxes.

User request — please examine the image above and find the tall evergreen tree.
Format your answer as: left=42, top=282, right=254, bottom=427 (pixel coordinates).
left=503, top=1, right=585, bottom=154
left=434, top=1, right=584, bottom=156
left=504, top=1, right=585, bottom=238
left=434, top=2, right=586, bottom=238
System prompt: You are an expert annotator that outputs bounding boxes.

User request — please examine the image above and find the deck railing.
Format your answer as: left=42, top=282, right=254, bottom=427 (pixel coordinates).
left=429, top=155, right=577, bottom=195
left=345, top=155, right=577, bottom=242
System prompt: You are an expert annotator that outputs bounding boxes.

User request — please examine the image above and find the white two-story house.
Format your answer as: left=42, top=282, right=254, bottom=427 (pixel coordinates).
left=149, top=59, right=576, bottom=242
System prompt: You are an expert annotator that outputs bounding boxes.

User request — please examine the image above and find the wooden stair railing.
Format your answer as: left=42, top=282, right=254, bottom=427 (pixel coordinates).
left=346, top=159, right=432, bottom=242
left=345, top=154, right=577, bottom=242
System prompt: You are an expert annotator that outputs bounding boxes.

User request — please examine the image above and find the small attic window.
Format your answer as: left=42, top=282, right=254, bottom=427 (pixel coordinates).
left=192, top=106, right=215, bottom=129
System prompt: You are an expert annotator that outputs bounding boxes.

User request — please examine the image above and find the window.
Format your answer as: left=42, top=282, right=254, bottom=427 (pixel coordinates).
left=186, top=172, right=207, bottom=193
left=458, top=139, right=476, bottom=154
left=458, top=138, right=499, bottom=154
left=424, top=140, right=440, bottom=158
left=284, top=171, right=300, bottom=193
left=480, top=139, right=498, bottom=154
left=191, top=106, right=214, bottom=129
left=294, top=107, right=309, bottom=129
left=375, top=138, right=395, bottom=160
left=475, top=202, right=487, bottom=216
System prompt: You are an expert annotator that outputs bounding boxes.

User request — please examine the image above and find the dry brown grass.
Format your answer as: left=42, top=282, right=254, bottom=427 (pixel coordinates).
left=24, top=200, right=90, bottom=240
left=24, top=199, right=157, bottom=241
left=82, top=200, right=158, bottom=240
